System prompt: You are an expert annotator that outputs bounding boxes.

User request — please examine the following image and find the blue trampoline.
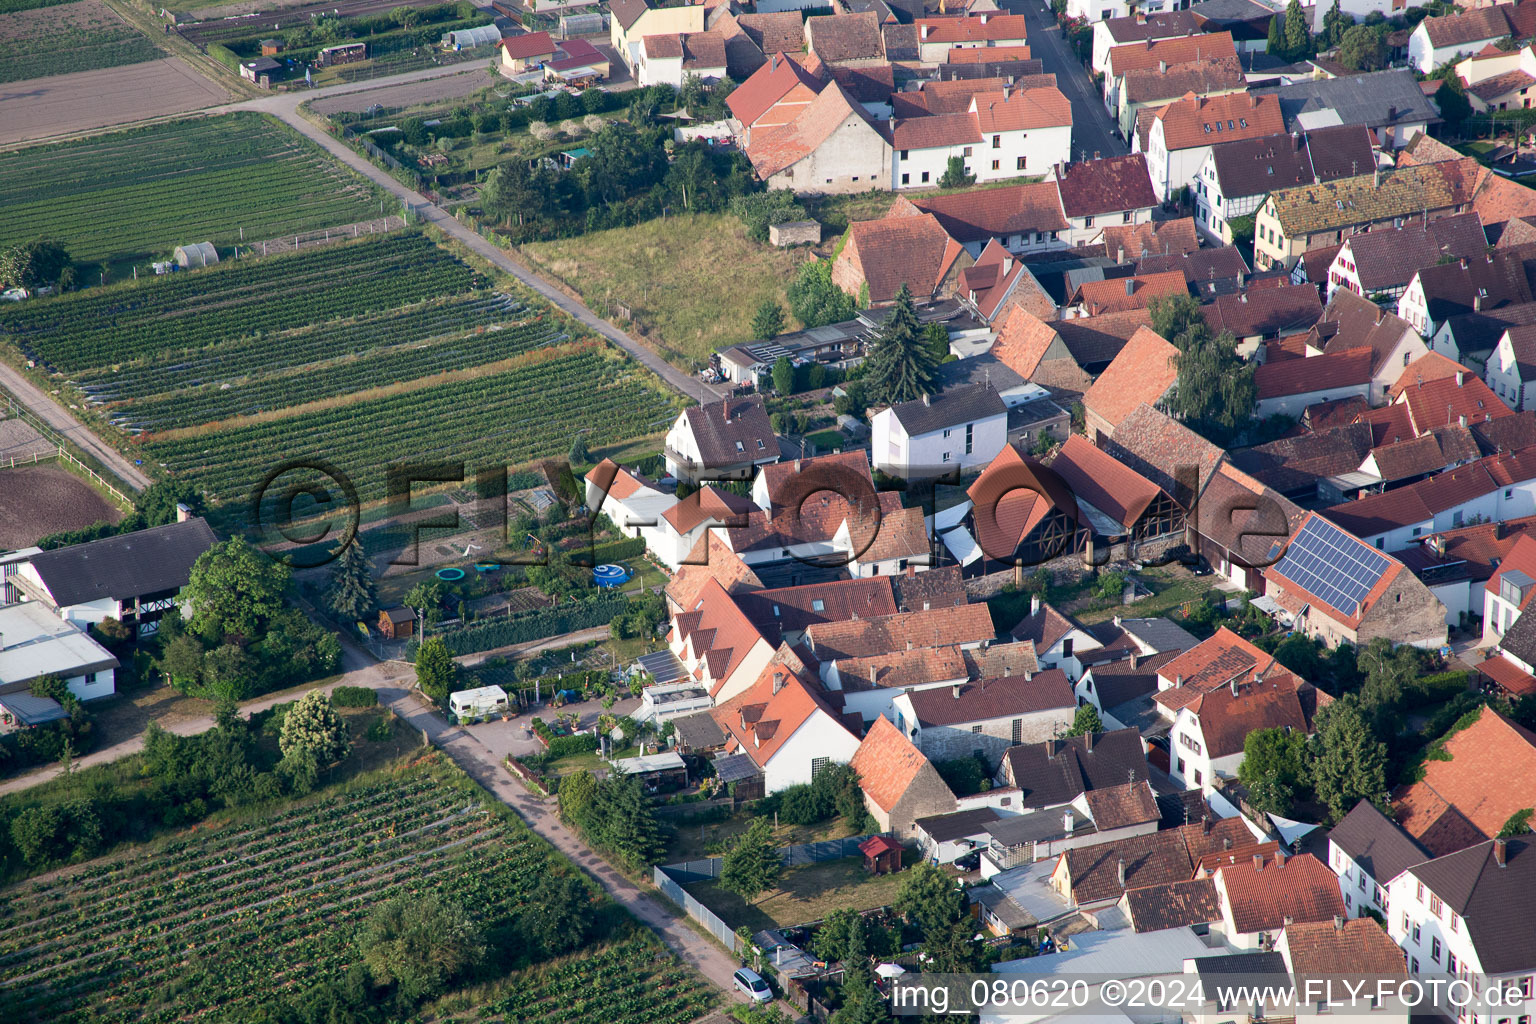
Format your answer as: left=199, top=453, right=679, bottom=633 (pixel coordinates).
left=435, top=567, right=466, bottom=581
left=593, top=563, right=633, bottom=588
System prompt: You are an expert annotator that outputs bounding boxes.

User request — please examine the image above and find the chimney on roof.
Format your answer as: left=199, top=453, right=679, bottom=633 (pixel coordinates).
left=1063, top=807, right=1075, bottom=833
left=1460, top=414, right=1468, bottom=428
left=1292, top=131, right=1301, bottom=151
left=1202, top=814, right=1211, bottom=834
left=1003, top=83, right=1011, bottom=100
left=1333, top=914, right=1345, bottom=931
left=1126, top=279, right=1135, bottom=296
left=1224, top=837, right=1232, bottom=850
left=1159, top=59, right=1167, bottom=73
left=1388, top=105, right=1397, bottom=122
left=922, top=393, right=931, bottom=406
left=773, top=670, right=786, bottom=695
left=1117, top=857, right=1127, bottom=887
left=175, top=502, right=193, bottom=523
left=1283, top=914, right=1295, bottom=927
left=1176, top=674, right=1183, bottom=686
left=1230, top=676, right=1240, bottom=697
left=980, top=11, right=988, bottom=22
left=1461, top=258, right=1470, bottom=270
left=1094, top=150, right=1101, bottom=160
left=1031, top=594, right=1041, bottom=615
left=1117, top=245, right=1125, bottom=264
left=1495, top=836, right=1508, bottom=867
left=1476, top=294, right=1484, bottom=311
left=1276, top=848, right=1287, bottom=867
left=1004, top=663, right=1011, bottom=676
left=1457, top=370, right=1465, bottom=386
left=921, top=22, right=930, bottom=38
left=1254, top=853, right=1264, bottom=871
left=1130, top=651, right=1140, bottom=669
left=771, top=51, right=780, bottom=71
left=952, top=683, right=963, bottom=698
left=1085, top=730, right=1094, bottom=751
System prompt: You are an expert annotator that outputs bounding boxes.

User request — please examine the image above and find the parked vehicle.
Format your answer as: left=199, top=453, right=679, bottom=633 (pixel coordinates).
left=733, top=968, right=772, bottom=1003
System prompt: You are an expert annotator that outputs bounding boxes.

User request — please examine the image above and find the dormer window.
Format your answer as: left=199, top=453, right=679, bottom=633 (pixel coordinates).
left=735, top=440, right=745, bottom=452
left=757, top=439, right=765, bottom=449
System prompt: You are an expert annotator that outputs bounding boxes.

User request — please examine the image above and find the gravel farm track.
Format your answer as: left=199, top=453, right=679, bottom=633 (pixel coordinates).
left=0, top=465, right=122, bottom=548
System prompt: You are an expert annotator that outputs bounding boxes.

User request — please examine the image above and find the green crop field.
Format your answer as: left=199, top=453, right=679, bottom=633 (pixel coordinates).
left=0, top=113, right=380, bottom=277
left=0, top=752, right=714, bottom=1023
left=0, top=0, right=162, bottom=85
left=0, top=232, right=682, bottom=516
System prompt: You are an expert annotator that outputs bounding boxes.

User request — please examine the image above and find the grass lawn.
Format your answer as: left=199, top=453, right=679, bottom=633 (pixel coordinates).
left=985, top=566, right=1224, bottom=631
left=684, top=850, right=916, bottom=931
left=664, top=812, right=860, bottom=862
left=522, top=213, right=806, bottom=370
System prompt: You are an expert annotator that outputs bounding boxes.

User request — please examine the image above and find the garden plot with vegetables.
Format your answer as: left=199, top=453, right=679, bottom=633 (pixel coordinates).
left=0, top=751, right=714, bottom=1023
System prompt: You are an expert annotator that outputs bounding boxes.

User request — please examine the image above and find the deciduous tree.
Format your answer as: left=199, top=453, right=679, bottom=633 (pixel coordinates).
left=186, top=538, right=289, bottom=646
left=1065, top=703, right=1103, bottom=737
left=1310, top=695, right=1388, bottom=821
left=1338, top=23, right=1387, bottom=70
left=720, top=817, right=782, bottom=904
left=358, top=894, right=486, bottom=1001
left=895, top=862, right=965, bottom=941
left=279, top=691, right=351, bottom=768
left=1237, top=727, right=1311, bottom=815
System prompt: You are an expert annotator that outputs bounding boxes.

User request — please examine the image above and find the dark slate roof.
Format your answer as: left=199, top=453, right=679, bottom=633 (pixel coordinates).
left=1187, top=0, right=1275, bottom=24
left=27, top=518, right=219, bottom=606
left=1499, top=605, right=1536, bottom=667
left=914, top=806, right=1001, bottom=842
left=888, top=380, right=1008, bottom=436
left=1252, top=69, right=1441, bottom=136
left=672, top=710, right=728, bottom=749
left=682, top=395, right=778, bottom=465
left=1001, top=728, right=1149, bottom=810
left=1114, top=616, right=1200, bottom=653
left=1328, top=799, right=1431, bottom=886
left=1412, top=838, right=1536, bottom=974
left=1192, top=950, right=1289, bottom=976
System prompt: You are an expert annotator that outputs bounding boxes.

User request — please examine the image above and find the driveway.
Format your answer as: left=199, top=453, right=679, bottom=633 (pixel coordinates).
left=1005, top=0, right=1127, bottom=161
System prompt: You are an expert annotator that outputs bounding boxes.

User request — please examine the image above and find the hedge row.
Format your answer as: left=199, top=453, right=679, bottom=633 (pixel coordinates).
left=413, top=596, right=629, bottom=656
left=330, top=685, right=379, bottom=707
left=587, top=537, right=646, bottom=565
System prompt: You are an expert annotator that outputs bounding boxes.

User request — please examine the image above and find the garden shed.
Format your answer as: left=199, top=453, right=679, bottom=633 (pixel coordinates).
left=609, top=751, right=688, bottom=792
left=859, top=835, right=903, bottom=875
left=377, top=605, right=415, bottom=640
left=449, top=684, right=509, bottom=720
left=769, top=221, right=820, bottom=247
left=442, top=24, right=501, bottom=50
left=174, top=242, right=219, bottom=268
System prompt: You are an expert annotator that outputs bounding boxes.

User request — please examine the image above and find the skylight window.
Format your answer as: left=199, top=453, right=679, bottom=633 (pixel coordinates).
left=812, top=599, right=825, bottom=611
left=1239, top=118, right=1247, bottom=128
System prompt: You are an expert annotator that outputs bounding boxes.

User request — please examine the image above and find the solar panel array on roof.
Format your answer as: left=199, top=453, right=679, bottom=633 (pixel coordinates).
left=636, top=649, right=687, bottom=685
left=1271, top=515, right=1390, bottom=617
left=712, top=752, right=762, bottom=783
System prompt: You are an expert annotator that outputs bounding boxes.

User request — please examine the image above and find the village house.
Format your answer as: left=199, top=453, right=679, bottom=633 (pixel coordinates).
left=892, top=668, right=1077, bottom=765
left=634, top=31, right=728, bottom=87
left=1205, top=283, right=1324, bottom=353
left=1410, top=3, right=1520, bottom=73
left=1008, top=597, right=1104, bottom=681
left=1049, top=816, right=1258, bottom=910
left=870, top=380, right=1008, bottom=479
left=609, top=0, right=705, bottom=74
left=849, top=715, right=958, bottom=836
left=1137, top=91, right=1286, bottom=203
left=1103, top=216, right=1200, bottom=261
left=1264, top=512, right=1448, bottom=649
left=1253, top=347, right=1375, bottom=420
left=803, top=602, right=997, bottom=665
left=823, top=638, right=1036, bottom=722
left=954, top=443, right=1082, bottom=573
left=912, top=14, right=1028, bottom=64
left=1253, top=165, right=1464, bottom=272
left=995, top=727, right=1151, bottom=807
left=1455, top=42, right=1536, bottom=113
left=956, top=239, right=1057, bottom=325
left=740, top=79, right=893, bottom=193
left=1116, top=57, right=1246, bottom=144
left=1275, top=916, right=1412, bottom=1024
left=709, top=651, right=863, bottom=793
left=1253, top=69, right=1442, bottom=150
left=0, top=602, right=119, bottom=728
left=1101, top=32, right=1238, bottom=125
left=804, top=11, right=887, bottom=66
left=899, top=182, right=1070, bottom=257
left=1067, top=270, right=1187, bottom=318
left=1082, top=326, right=1179, bottom=442
left=1211, top=853, right=1348, bottom=950
left=4, top=516, right=218, bottom=636
left=1090, top=10, right=1201, bottom=74
left=1485, top=323, right=1536, bottom=410
left=1385, top=834, right=1536, bottom=1017
left=1050, top=154, right=1159, bottom=247
left=668, top=577, right=777, bottom=702
left=1325, top=214, right=1489, bottom=306
left=977, top=779, right=1162, bottom=876
left=1327, top=799, right=1431, bottom=921
left=1166, top=673, right=1326, bottom=792
left=1191, top=122, right=1376, bottom=244
left=1397, top=246, right=1536, bottom=341
left=498, top=31, right=557, bottom=73
left=663, top=395, right=780, bottom=485
left=1392, top=372, right=1513, bottom=438
left=831, top=211, right=971, bottom=304
left=892, top=86, right=1072, bottom=189
left=1046, top=435, right=1186, bottom=558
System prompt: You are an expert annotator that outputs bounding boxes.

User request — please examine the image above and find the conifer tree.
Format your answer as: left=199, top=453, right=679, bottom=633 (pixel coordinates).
left=863, top=285, right=939, bottom=405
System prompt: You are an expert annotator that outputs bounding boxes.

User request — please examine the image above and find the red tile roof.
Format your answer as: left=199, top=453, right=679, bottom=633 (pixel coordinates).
left=903, top=668, right=1074, bottom=726
left=805, top=603, right=997, bottom=661
left=1083, top=326, right=1178, bottom=430
left=915, top=14, right=1028, bottom=42
left=833, top=212, right=966, bottom=304
left=746, top=81, right=881, bottom=180
left=666, top=533, right=763, bottom=610
left=675, top=577, right=771, bottom=697
left=805, top=11, right=884, bottom=63
left=1186, top=676, right=1313, bottom=758
left=891, top=110, right=982, bottom=149
left=851, top=715, right=945, bottom=812
left=1397, top=373, right=1513, bottom=434
left=1393, top=707, right=1536, bottom=847
left=967, top=444, right=1079, bottom=560
left=1284, top=918, right=1408, bottom=980
left=1072, top=271, right=1187, bottom=316
left=892, top=76, right=1011, bottom=117
left=1149, top=90, right=1285, bottom=152
left=1389, top=351, right=1475, bottom=400
left=1046, top=434, right=1161, bottom=530
left=662, top=484, right=756, bottom=535
left=907, top=182, right=1069, bottom=244
left=727, top=50, right=822, bottom=126
left=1476, top=652, right=1536, bottom=696
left=712, top=650, right=855, bottom=766
left=1061, top=817, right=1255, bottom=904
left=1100, top=217, right=1201, bottom=260
left=1216, top=853, right=1346, bottom=935
left=1206, top=282, right=1324, bottom=339
left=1057, top=154, right=1158, bottom=219
left=971, top=87, right=1072, bottom=133
left=948, top=43, right=1033, bottom=63
left=1254, top=347, right=1374, bottom=401
left=500, top=31, right=556, bottom=59
left=1155, top=627, right=1296, bottom=711
left=1104, top=31, right=1237, bottom=78
left=756, top=450, right=873, bottom=512
left=989, top=305, right=1061, bottom=379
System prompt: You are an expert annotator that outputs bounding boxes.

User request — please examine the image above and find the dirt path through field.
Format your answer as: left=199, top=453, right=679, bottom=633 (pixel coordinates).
left=0, top=373, right=151, bottom=491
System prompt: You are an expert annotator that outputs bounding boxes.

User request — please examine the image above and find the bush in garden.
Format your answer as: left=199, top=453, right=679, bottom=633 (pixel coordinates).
left=331, top=685, right=378, bottom=707
left=279, top=691, right=351, bottom=768
left=358, top=893, right=486, bottom=1001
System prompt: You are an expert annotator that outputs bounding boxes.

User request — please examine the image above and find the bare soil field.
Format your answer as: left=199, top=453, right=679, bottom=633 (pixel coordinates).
left=0, top=415, right=56, bottom=463
left=0, top=0, right=162, bottom=84
left=0, top=465, right=121, bottom=547
left=0, top=56, right=229, bottom=146
left=308, top=66, right=490, bottom=114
